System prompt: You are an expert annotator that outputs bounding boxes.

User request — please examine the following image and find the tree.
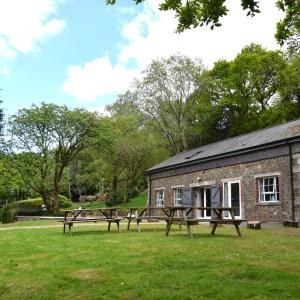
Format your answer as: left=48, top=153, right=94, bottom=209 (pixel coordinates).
left=106, top=1, right=299, bottom=46
left=195, top=44, right=290, bottom=137
left=73, top=94, right=168, bottom=204
left=134, top=54, right=204, bottom=154
left=0, top=154, right=27, bottom=203
left=278, top=54, right=300, bottom=119
left=276, top=0, right=300, bottom=54
left=6, top=103, right=109, bottom=214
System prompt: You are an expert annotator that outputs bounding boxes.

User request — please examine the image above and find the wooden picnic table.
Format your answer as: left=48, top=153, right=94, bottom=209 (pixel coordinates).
left=62, top=208, right=123, bottom=235
left=127, top=207, right=176, bottom=232
left=165, top=206, right=244, bottom=238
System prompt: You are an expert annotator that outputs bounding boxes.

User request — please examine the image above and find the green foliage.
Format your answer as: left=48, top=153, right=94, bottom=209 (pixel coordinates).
left=134, top=54, right=204, bottom=154
left=0, top=202, right=18, bottom=223
left=196, top=44, right=292, bottom=138
left=58, top=194, right=73, bottom=208
left=18, top=195, right=72, bottom=209
left=18, top=198, right=44, bottom=208
left=0, top=154, right=27, bottom=202
left=105, top=190, right=124, bottom=207
left=6, top=102, right=112, bottom=214
left=276, top=0, right=300, bottom=53
left=107, top=1, right=299, bottom=47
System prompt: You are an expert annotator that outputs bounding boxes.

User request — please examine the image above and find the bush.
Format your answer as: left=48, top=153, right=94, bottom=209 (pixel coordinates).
left=58, top=195, right=72, bottom=208
left=18, top=198, right=43, bottom=209
left=18, top=195, right=72, bottom=209
left=17, top=209, right=65, bottom=217
left=1, top=203, right=18, bottom=223
left=105, top=191, right=123, bottom=207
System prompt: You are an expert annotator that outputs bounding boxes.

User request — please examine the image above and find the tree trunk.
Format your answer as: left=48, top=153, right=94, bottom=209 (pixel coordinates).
left=112, top=176, right=117, bottom=192
left=52, top=164, right=66, bottom=215
left=40, top=191, right=51, bottom=208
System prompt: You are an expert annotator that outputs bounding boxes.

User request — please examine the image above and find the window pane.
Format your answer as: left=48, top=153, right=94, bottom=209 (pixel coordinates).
left=174, top=188, right=182, bottom=206
left=258, top=177, right=279, bottom=202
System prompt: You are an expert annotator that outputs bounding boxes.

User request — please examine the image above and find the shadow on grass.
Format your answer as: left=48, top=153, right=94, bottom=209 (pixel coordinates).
left=127, top=227, right=167, bottom=233
left=61, top=229, right=122, bottom=236
left=191, top=233, right=242, bottom=239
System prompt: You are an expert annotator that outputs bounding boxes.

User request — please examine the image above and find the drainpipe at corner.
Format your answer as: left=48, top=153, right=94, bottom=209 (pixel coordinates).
left=288, top=141, right=296, bottom=222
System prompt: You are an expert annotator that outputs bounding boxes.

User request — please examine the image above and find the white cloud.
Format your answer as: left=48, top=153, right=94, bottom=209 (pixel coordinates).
left=89, top=105, right=111, bottom=117
left=62, top=56, right=138, bottom=101
left=62, top=0, right=284, bottom=102
left=119, top=0, right=284, bottom=68
left=0, top=0, right=65, bottom=57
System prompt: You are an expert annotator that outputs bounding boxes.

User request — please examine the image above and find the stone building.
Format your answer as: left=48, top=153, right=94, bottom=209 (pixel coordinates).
left=145, top=119, right=300, bottom=223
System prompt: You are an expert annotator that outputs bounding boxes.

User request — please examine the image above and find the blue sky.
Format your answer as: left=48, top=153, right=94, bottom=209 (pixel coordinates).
left=0, top=0, right=283, bottom=117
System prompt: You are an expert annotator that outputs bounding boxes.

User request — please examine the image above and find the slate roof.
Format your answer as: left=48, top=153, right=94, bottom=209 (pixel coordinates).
left=146, top=119, right=300, bottom=174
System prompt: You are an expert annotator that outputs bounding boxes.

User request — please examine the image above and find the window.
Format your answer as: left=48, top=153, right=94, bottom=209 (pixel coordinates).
left=156, top=190, right=165, bottom=206
left=258, top=177, right=279, bottom=202
left=174, top=188, right=182, bottom=206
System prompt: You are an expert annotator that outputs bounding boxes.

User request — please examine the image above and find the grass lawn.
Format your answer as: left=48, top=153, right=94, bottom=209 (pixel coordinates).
left=0, top=222, right=299, bottom=299
left=72, top=192, right=148, bottom=210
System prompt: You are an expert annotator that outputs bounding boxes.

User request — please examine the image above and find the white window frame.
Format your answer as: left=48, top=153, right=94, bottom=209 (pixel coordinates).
left=258, top=176, right=279, bottom=203
left=222, top=180, right=242, bottom=219
left=156, top=189, right=165, bottom=207
left=174, top=188, right=182, bottom=206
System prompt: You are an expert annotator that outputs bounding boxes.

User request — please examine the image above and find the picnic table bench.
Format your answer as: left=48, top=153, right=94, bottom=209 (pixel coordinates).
left=166, top=206, right=245, bottom=238
left=62, top=208, right=123, bottom=235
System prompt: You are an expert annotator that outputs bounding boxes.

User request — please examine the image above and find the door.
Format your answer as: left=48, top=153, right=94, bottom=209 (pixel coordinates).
left=223, top=181, right=241, bottom=218
left=196, top=188, right=211, bottom=219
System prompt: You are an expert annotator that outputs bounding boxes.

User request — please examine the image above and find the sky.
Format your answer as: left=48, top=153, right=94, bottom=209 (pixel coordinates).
left=0, top=0, right=284, bottom=117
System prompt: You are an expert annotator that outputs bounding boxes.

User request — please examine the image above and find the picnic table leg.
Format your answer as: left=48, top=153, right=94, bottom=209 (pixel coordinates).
left=108, top=221, right=111, bottom=232
left=211, top=223, right=218, bottom=235
left=166, top=210, right=175, bottom=236
left=182, top=210, right=193, bottom=239
left=234, top=223, right=242, bottom=237
left=137, top=219, right=141, bottom=232
left=127, top=212, right=132, bottom=230
left=63, top=211, right=68, bottom=234
left=116, top=221, right=120, bottom=233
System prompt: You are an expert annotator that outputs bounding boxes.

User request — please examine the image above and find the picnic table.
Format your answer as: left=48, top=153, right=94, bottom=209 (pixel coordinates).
left=127, top=207, right=174, bottom=232
left=62, top=208, right=123, bottom=235
left=165, top=206, right=245, bottom=238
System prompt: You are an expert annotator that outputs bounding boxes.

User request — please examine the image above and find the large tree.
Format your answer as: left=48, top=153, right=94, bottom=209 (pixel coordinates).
left=134, top=54, right=204, bottom=154
left=107, top=1, right=299, bottom=47
left=6, top=103, right=108, bottom=213
left=196, top=44, right=290, bottom=137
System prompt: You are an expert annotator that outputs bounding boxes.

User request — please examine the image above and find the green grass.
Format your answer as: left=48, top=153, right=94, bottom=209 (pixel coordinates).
left=0, top=221, right=299, bottom=299
left=0, top=219, right=58, bottom=228
left=72, top=191, right=148, bottom=210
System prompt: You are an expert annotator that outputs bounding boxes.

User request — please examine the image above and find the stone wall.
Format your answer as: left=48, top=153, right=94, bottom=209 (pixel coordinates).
left=149, top=156, right=294, bottom=222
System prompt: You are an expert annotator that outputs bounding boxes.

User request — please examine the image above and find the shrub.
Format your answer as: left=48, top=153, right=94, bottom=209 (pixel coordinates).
left=1, top=203, right=18, bottom=223
left=17, top=209, right=65, bottom=217
left=18, top=195, right=72, bottom=209
left=18, top=198, right=43, bottom=209
left=105, top=191, right=123, bottom=207
left=58, top=195, right=72, bottom=208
